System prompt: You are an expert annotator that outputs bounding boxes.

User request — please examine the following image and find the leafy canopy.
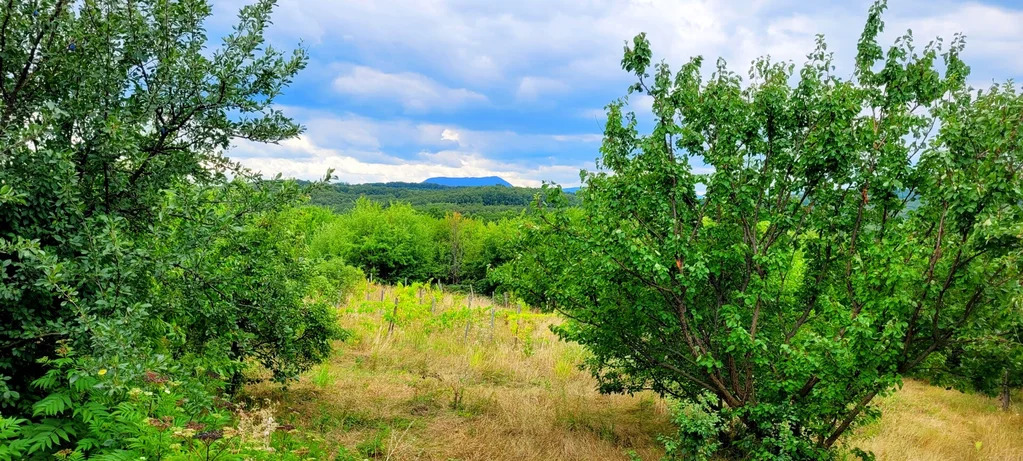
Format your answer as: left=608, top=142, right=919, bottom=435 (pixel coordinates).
left=0, top=0, right=337, bottom=443
left=507, top=1, right=1022, bottom=458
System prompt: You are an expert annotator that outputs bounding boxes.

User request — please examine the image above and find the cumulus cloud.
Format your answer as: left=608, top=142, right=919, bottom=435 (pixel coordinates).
left=332, top=66, right=487, bottom=112
left=207, top=0, right=1023, bottom=186
left=440, top=128, right=461, bottom=143
left=214, top=0, right=1021, bottom=93
left=231, top=136, right=589, bottom=187
left=516, top=76, right=570, bottom=101
left=226, top=108, right=600, bottom=186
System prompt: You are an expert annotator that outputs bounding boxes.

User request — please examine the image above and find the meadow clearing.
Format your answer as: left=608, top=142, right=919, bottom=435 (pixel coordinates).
left=244, top=283, right=1023, bottom=461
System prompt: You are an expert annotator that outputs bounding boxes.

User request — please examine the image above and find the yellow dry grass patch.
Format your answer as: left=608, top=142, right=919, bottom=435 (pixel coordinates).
left=246, top=286, right=673, bottom=460
left=848, top=380, right=1023, bottom=461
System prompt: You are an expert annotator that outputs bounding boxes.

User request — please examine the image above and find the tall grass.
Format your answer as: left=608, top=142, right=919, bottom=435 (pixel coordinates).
left=245, top=281, right=1022, bottom=460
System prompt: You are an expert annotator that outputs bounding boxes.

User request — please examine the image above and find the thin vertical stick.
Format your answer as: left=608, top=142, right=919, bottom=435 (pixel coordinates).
left=504, top=292, right=509, bottom=308
left=388, top=297, right=398, bottom=336
left=430, top=297, right=436, bottom=315
left=489, top=305, right=495, bottom=342
left=462, top=315, right=471, bottom=343
left=379, top=287, right=385, bottom=302
left=514, top=302, right=523, bottom=348
left=418, top=287, right=424, bottom=304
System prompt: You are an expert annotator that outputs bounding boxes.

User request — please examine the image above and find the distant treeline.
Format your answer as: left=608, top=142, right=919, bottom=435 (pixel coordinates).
left=306, top=182, right=580, bottom=220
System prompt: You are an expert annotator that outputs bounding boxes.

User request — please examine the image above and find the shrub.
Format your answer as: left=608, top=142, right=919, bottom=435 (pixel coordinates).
left=505, top=1, right=1022, bottom=457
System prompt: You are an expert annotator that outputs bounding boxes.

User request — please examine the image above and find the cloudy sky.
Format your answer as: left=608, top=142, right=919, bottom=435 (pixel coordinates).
left=209, top=0, right=1023, bottom=187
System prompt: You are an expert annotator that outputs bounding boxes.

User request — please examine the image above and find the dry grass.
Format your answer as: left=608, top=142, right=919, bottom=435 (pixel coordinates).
left=847, top=380, right=1023, bottom=461
left=245, top=284, right=673, bottom=460
left=246, top=283, right=1023, bottom=460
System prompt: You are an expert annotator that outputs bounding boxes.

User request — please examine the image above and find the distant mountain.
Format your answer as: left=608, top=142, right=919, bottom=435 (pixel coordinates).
left=423, top=176, right=512, bottom=187
left=563, top=187, right=582, bottom=194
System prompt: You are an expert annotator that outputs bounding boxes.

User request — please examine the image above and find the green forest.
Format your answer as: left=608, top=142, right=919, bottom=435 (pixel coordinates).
left=307, top=182, right=578, bottom=221
left=1, top=0, right=1020, bottom=460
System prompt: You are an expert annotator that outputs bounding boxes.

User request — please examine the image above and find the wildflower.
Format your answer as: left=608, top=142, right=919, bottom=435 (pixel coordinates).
left=185, top=421, right=206, bottom=431
left=172, top=427, right=196, bottom=438
left=98, top=368, right=107, bottom=376
left=128, top=387, right=143, bottom=397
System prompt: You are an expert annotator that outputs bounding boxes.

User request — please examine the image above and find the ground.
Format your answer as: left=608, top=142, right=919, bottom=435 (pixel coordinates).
left=244, top=283, right=1022, bottom=460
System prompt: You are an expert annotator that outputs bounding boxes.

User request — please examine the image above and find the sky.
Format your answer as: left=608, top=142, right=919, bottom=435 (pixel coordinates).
left=209, top=0, right=1023, bottom=187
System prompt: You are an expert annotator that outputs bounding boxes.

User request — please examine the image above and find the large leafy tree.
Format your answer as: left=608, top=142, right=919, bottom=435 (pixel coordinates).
left=507, top=1, right=1022, bottom=458
left=0, top=0, right=331, bottom=415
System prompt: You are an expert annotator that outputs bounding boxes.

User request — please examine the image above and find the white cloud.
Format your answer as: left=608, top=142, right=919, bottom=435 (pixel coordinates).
left=332, top=66, right=487, bottom=112
left=226, top=108, right=600, bottom=186
left=230, top=136, right=589, bottom=187
left=440, top=128, right=461, bottom=143
left=516, top=76, right=570, bottom=100
left=213, top=0, right=1021, bottom=95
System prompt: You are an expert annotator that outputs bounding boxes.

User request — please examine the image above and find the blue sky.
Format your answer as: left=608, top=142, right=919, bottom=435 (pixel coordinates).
left=211, top=0, right=1023, bottom=187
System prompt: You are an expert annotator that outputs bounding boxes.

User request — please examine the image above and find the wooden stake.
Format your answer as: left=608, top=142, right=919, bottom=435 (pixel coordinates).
left=430, top=297, right=436, bottom=315
left=514, top=302, right=523, bottom=348
left=489, top=305, right=495, bottom=342
left=388, top=297, right=398, bottom=336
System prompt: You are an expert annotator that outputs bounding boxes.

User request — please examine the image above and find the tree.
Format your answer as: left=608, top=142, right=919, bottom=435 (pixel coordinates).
left=0, top=0, right=331, bottom=418
left=919, top=292, right=1022, bottom=411
left=505, top=1, right=1022, bottom=458
left=310, top=198, right=440, bottom=283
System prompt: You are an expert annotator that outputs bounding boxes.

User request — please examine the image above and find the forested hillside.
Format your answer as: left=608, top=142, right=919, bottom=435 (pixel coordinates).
left=308, top=182, right=579, bottom=220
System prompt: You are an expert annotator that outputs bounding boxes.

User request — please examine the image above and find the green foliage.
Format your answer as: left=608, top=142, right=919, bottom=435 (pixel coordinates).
left=307, top=198, right=520, bottom=292
left=504, top=1, right=1022, bottom=458
left=661, top=393, right=723, bottom=461
left=918, top=292, right=1022, bottom=408
left=0, top=0, right=343, bottom=456
left=308, top=181, right=579, bottom=221
left=311, top=198, right=440, bottom=282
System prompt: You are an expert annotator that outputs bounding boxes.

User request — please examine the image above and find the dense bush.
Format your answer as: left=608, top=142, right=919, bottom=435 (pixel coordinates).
left=0, top=0, right=343, bottom=457
left=504, top=1, right=1022, bottom=458
left=307, top=198, right=520, bottom=293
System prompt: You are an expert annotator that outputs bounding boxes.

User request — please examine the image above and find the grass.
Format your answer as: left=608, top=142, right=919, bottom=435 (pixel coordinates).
left=847, top=381, right=1023, bottom=461
left=245, top=283, right=1023, bottom=460
left=245, top=283, right=672, bottom=460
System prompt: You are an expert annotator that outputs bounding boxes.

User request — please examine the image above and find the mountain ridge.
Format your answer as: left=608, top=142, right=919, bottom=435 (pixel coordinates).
left=423, top=176, right=512, bottom=187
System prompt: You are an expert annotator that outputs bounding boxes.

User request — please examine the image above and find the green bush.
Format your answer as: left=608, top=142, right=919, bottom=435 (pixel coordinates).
left=0, top=0, right=342, bottom=456
left=504, top=1, right=1022, bottom=458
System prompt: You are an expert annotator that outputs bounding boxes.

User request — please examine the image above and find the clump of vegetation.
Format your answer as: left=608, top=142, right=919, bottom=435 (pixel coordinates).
left=0, top=0, right=346, bottom=457
left=505, top=0, right=1022, bottom=458
left=306, top=197, right=520, bottom=292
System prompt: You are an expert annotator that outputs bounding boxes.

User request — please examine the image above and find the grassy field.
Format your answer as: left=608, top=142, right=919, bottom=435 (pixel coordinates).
left=244, top=283, right=1022, bottom=460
